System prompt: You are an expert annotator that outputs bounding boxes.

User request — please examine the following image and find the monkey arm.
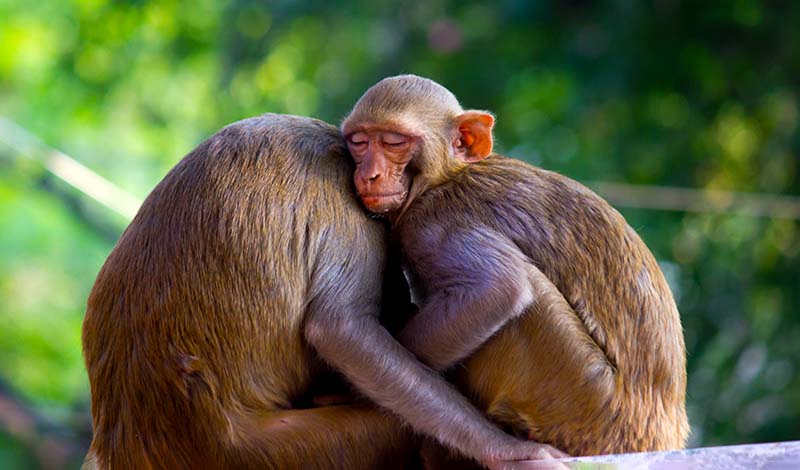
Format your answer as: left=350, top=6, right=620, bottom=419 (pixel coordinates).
left=397, top=228, right=538, bottom=371
left=302, top=226, right=565, bottom=465
left=305, top=304, right=529, bottom=464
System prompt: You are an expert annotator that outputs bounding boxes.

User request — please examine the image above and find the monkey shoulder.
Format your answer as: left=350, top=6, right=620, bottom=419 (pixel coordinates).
left=418, top=155, right=623, bottom=233
left=397, top=154, right=639, bottom=279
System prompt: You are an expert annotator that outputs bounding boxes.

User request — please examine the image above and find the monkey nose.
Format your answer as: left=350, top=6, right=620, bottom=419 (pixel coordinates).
left=368, top=173, right=380, bottom=182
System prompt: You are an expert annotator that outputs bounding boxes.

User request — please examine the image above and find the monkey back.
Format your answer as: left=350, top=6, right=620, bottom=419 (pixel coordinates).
left=81, top=114, right=388, bottom=468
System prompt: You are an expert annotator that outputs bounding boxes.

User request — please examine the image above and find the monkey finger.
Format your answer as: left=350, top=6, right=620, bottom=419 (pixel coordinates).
left=541, top=444, right=570, bottom=459
left=519, top=441, right=571, bottom=461
left=539, top=444, right=572, bottom=459
left=488, top=459, right=571, bottom=470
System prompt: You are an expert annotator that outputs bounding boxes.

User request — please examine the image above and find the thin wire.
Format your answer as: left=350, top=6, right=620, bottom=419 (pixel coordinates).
left=1, top=116, right=799, bottom=221
left=588, top=182, right=800, bottom=220
left=0, top=116, right=141, bottom=220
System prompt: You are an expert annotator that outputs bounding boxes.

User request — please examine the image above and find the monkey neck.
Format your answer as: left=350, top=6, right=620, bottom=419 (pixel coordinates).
left=387, top=159, right=464, bottom=226
left=424, top=153, right=465, bottom=186
left=386, top=179, right=426, bottom=226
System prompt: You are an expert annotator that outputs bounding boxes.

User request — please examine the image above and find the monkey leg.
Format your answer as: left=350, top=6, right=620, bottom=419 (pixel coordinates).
left=228, top=403, right=419, bottom=470
left=452, top=267, right=621, bottom=457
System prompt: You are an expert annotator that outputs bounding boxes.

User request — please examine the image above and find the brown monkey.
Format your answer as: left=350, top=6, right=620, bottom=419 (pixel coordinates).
left=82, top=115, right=415, bottom=469
left=82, top=114, right=558, bottom=470
left=341, top=75, right=690, bottom=460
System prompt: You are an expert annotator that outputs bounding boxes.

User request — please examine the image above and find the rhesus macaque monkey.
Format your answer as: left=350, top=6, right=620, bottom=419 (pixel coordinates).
left=82, top=115, right=413, bottom=469
left=341, top=75, right=690, bottom=461
left=82, top=114, right=558, bottom=470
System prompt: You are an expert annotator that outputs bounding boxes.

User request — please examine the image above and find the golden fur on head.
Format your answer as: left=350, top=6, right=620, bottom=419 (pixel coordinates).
left=342, top=74, right=464, bottom=136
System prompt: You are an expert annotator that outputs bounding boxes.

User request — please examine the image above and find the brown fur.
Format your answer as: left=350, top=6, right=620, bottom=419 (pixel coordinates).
left=400, top=158, right=689, bottom=456
left=342, top=75, right=689, bottom=463
left=82, top=114, right=416, bottom=469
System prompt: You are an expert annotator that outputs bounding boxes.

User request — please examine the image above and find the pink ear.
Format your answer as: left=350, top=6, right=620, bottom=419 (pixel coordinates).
left=455, top=111, right=495, bottom=162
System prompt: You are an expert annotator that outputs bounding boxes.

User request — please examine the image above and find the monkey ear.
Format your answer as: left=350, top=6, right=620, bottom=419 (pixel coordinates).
left=454, top=111, right=495, bottom=162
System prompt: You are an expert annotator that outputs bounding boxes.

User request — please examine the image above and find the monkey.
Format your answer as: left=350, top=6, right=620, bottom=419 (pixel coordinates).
left=82, top=114, right=414, bottom=469
left=82, top=113, right=563, bottom=470
left=340, top=75, right=690, bottom=462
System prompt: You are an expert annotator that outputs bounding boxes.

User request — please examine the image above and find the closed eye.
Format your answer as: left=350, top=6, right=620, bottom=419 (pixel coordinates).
left=384, top=140, right=409, bottom=148
left=347, top=132, right=369, bottom=149
left=382, top=131, right=411, bottom=148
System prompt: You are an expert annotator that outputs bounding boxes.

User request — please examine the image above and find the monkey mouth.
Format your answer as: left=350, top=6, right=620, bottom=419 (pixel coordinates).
left=359, top=191, right=407, bottom=213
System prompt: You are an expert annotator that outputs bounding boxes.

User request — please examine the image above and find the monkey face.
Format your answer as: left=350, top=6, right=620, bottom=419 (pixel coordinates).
left=345, top=128, right=416, bottom=214
left=341, top=75, right=495, bottom=215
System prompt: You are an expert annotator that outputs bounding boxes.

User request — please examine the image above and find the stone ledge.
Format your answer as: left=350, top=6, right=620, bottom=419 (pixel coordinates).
left=557, top=440, right=800, bottom=469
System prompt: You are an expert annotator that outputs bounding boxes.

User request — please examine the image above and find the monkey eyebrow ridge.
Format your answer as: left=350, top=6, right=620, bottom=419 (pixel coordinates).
left=342, top=120, right=422, bottom=139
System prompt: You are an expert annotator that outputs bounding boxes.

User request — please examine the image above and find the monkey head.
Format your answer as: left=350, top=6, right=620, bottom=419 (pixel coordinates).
left=342, top=75, right=494, bottom=215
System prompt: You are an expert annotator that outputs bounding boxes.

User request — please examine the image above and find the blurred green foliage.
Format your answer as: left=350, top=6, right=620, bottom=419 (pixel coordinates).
left=0, top=0, right=798, bottom=467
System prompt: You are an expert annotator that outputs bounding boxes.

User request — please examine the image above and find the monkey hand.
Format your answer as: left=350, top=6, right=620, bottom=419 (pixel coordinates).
left=485, top=440, right=569, bottom=470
